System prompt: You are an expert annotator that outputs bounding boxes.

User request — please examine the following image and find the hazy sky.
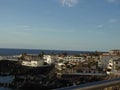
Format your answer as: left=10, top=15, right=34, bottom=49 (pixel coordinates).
left=0, top=0, right=120, bottom=51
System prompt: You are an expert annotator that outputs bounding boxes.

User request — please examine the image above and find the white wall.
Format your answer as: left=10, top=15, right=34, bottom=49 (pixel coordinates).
left=22, top=60, right=44, bottom=67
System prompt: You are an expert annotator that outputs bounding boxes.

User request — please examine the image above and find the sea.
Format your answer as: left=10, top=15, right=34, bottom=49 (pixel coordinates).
left=0, top=48, right=90, bottom=90
left=0, top=87, right=12, bottom=90
left=0, top=76, right=14, bottom=90
left=0, top=48, right=90, bottom=56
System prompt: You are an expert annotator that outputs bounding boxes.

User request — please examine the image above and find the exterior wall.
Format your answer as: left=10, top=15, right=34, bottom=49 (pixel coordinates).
left=31, top=61, right=38, bottom=66
left=37, top=60, right=44, bottom=66
left=44, top=55, right=52, bottom=64
left=109, top=50, right=120, bottom=55
left=107, top=60, right=113, bottom=69
left=22, top=61, right=31, bottom=66
left=98, top=55, right=120, bottom=74
left=22, top=54, right=41, bottom=61
left=63, top=56, right=83, bottom=62
left=98, top=56, right=112, bottom=69
left=0, top=56, right=3, bottom=60
left=114, top=60, right=120, bottom=67
left=22, top=60, right=44, bottom=67
left=113, top=58, right=120, bottom=71
left=21, top=54, right=44, bottom=67
left=44, top=55, right=55, bottom=64
left=56, top=63, right=65, bottom=70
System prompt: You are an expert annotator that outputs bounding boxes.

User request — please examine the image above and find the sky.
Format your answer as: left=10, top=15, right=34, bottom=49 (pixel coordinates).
left=0, top=0, right=120, bottom=51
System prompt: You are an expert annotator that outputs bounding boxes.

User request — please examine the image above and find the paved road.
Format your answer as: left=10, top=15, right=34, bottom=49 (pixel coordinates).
left=63, top=72, right=106, bottom=76
left=55, top=78, right=120, bottom=90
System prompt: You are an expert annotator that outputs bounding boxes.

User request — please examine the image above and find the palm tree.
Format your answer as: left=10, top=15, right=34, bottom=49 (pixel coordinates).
left=38, top=51, right=45, bottom=59
left=19, top=52, right=27, bottom=60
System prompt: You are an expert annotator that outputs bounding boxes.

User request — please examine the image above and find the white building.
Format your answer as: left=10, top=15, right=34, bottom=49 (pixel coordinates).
left=43, top=55, right=55, bottom=64
left=63, top=56, right=85, bottom=62
left=0, top=56, right=3, bottom=60
left=109, top=50, right=120, bottom=55
left=56, top=62, right=66, bottom=71
left=22, top=60, right=44, bottom=67
left=98, top=55, right=113, bottom=69
left=112, top=58, right=120, bottom=71
left=98, top=55, right=120, bottom=74
left=21, top=54, right=44, bottom=67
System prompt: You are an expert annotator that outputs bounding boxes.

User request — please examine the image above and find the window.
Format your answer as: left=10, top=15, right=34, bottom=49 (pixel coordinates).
left=116, top=61, right=118, bottom=64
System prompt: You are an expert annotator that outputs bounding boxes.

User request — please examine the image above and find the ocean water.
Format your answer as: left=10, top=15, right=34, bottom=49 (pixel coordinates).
left=0, top=76, right=14, bottom=84
left=0, top=48, right=90, bottom=56
left=0, top=76, right=14, bottom=90
left=0, top=87, right=12, bottom=90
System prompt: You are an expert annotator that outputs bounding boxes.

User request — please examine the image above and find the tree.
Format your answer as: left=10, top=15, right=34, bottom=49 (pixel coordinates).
left=38, top=51, right=45, bottom=59
left=19, top=52, right=27, bottom=60
left=62, top=52, right=67, bottom=57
